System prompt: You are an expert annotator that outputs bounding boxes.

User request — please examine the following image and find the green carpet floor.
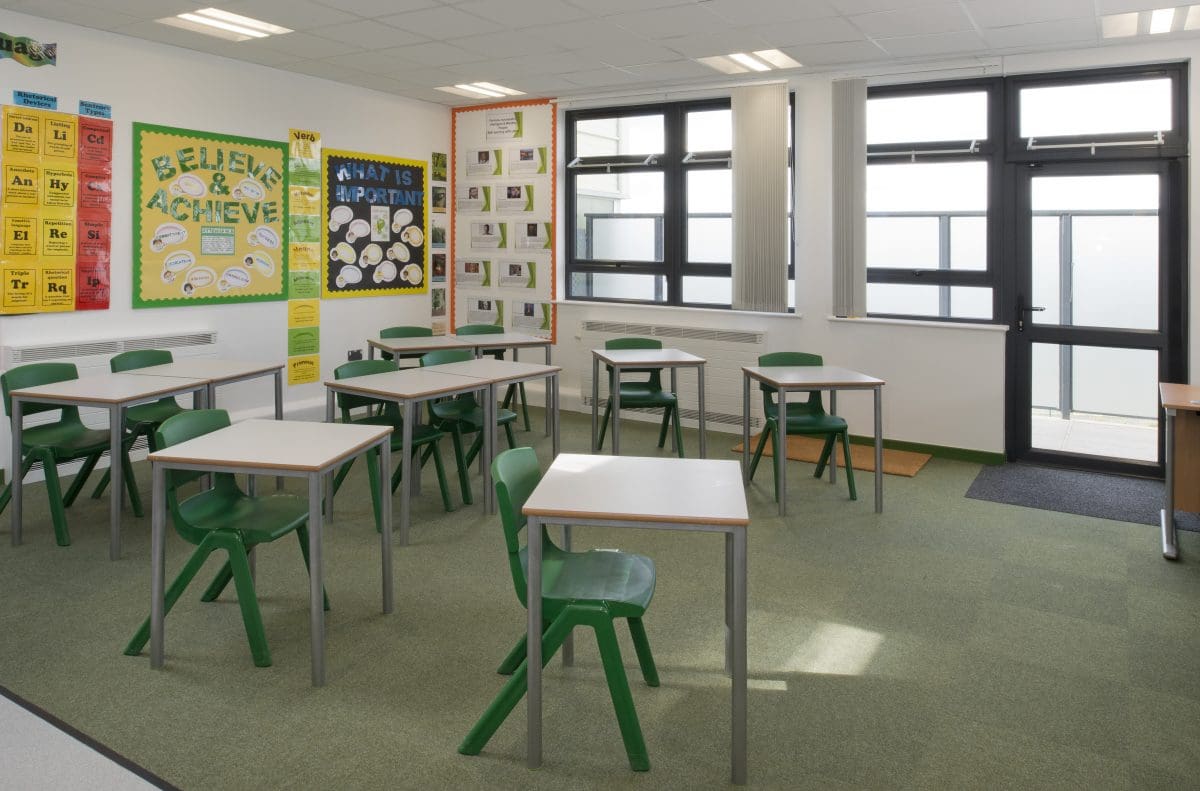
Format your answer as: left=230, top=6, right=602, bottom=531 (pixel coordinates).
left=1, top=409, right=1198, bottom=790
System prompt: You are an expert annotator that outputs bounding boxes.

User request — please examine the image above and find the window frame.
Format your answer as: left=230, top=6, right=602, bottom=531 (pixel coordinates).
left=565, top=96, right=795, bottom=309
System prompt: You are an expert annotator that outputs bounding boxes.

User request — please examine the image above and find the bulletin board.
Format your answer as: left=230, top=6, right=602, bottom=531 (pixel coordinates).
left=451, top=98, right=556, bottom=341
left=0, top=105, right=113, bottom=313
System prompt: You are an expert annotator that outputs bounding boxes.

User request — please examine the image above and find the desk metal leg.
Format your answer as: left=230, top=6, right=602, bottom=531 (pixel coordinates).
left=11, top=398, right=23, bottom=546
left=828, top=391, right=837, bottom=485
left=544, top=344, right=552, bottom=437
left=741, top=374, right=750, bottom=483
left=730, top=526, right=748, bottom=785
left=308, top=471, right=326, bottom=687
left=325, top=391, right=336, bottom=521
left=874, top=386, right=883, bottom=514
left=591, top=356, right=599, bottom=452
left=1162, top=408, right=1179, bottom=560
left=777, top=388, right=788, bottom=516
left=150, top=462, right=166, bottom=668
left=368, top=344, right=375, bottom=361
left=698, top=364, right=707, bottom=459
left=380, top=440, right=394, bottom=613
left=527, top=514, right=543, bottom=768
left=724, top=531, right=733, bottom=675
left=670, top=368, right=678, bottom=454
left=109, top=404, right=123, bottom=560
left=400, top=401, right=413, bottom=547
left=484, top=385, right=496, bottom=515
left=612, top=366, right=622, bottom=456
left=561, top=524, right=573, bottom=666
left=550, top=374, right=560, bottom=457
left=274, top=370, right=285, bottom=490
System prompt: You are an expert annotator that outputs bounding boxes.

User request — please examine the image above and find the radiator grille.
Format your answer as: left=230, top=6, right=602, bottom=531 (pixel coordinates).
left=6, top=331, right=218, bottom=365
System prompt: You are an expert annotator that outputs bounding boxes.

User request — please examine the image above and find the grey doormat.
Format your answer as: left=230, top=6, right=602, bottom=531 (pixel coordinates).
left=966, top=463, right=1200, bottom=531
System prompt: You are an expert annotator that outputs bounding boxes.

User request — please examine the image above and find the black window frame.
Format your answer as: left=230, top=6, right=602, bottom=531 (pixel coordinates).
left=566, top=96, right=795, bottom=309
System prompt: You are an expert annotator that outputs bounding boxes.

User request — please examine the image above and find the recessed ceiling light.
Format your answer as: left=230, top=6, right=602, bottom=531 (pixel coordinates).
left=697, top=55, right=749, bottom=74
left=436, top=83, right=525, bottom=100
left=1149, top=7, right=1177, bottom=33
left=699, top=49, right=802, bottom=75
left=157, top=7, right=291, bottom=42
left=751, top=49, right=802, bottom=69
left=1100, top=12, right=1140, bottom=38
left=728, top=52, right=772, bottom=72
left=1185, top=4, right=1200, bottom=29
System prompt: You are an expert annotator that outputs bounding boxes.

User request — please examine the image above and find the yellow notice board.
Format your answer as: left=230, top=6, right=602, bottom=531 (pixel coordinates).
left=287, top=354, right=320, bottom=385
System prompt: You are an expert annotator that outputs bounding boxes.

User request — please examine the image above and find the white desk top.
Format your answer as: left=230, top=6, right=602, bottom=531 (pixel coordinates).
left=523, top=454, right=748, bottom=526
left=10, top=373, right=207, bottom=405
left=742, top=365, right=885, bottom=388
left=593, top=348, right=706, bottom=367
left=367, top=336, right=474, bottom=353
left=125, top=359, right=282, bottom=383
left=1160, top=382, right=1200, bottom=410
left=431, top=357, right=561, bottom=382
left=325, top=367, right=488, bottom=399
left=459, top=332, right=551, bottom=348
left=149, top=419, right=390, bottom=472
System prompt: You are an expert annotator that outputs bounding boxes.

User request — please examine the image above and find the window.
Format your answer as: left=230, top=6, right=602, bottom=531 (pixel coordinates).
left=566, top=99, right=794, bottom=308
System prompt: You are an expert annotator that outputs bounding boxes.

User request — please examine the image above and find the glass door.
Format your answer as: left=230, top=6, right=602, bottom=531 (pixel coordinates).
left=1010, top=162, right=1182, bottom=474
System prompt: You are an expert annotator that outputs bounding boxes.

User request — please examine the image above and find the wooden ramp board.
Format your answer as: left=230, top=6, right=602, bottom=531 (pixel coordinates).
left=731, top=433, right=931, bottom=477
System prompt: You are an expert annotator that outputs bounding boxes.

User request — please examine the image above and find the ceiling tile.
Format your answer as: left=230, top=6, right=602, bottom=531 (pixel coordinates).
left=965, top=0, right=1094, bottom=29
left=501, top=50, right=609, bottom=75
left=438, top=57, right=540, bottom=81
left=3, top=0, right=141, bottom=30
left=704, top=0, right=840, bottom=25
left=69, top=0, right=195, bottom=17
left=111, top=20, right=243, bottom=53
left=560, top=66, right=645, bottom=87
left=220, top=0, right=351, bottom=31
left=875, top=29, right=987, bottom=57
left=982, top=18, right=1098, bottom=48
left=243, top=31, right=349, bottom=60
left=830, top=0, right=941, bottom=13
left=338, top=71, right=414, bottom=93
left=526, top=18, right=648, bottom=50
left=565, top=0, right=696, bottom=14
left=606, top=5, right=730, bottom=39
left=447, top=30, right=566, bottom=58
left=309, top=19, right=426, bottom=48
left=388, top=39, right=481, bottom=66
left=575, top=38, right=681, bottom=67
left=659, top=29, right=775, bottom=58
left=387, top=65, right=477, bottom=87
left=1093, top=0, right=1170, bottom=12
left=850, top=3, right=975, bottom=38
left=625, top=59, right=718, bottom=81
left=753, top=16, right=865, bottom=47
left=315, top=0, right=438, bottom=17
left=378, top=5, right=502, bottom=38
left=322, top=46, right=419, bottom=73
left=286, top=60, right=367, bottom=82
left=779, top=40, right=888, bottom=65
left=456, top=0, right=591, bottom=28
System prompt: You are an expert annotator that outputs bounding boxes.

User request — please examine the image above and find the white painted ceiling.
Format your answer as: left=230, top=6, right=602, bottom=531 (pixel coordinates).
left=0, top=0, right=1192, bottom=105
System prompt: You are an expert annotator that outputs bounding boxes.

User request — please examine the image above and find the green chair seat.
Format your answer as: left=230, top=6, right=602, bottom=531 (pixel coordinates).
left=21, top=423, right=112, bottom=455
left=126, top=399, right=185, bottom=428
left=781, top=410, right=849, bottom=434
left=596, top=337, right=684, bottom=458
left=459, top=447, right=659, bottom=772
left=178, top=490, right=309, bottom=545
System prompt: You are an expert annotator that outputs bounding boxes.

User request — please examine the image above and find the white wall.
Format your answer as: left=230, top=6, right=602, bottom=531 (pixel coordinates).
left=0, top=9, right=448, bottom=433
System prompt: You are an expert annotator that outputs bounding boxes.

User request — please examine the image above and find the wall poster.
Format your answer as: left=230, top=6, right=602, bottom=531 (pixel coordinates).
left=132, top=123, right=288, bottom=308
left=287, top=128, right=322, bottom=385
left=322, top=149, right=426, bottom=299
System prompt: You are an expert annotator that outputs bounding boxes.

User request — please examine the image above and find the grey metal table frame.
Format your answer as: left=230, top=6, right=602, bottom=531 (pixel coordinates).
left=147, top=420, right=392, bottom=687
left=463, top=334, right=554, bottom=437
left=9, top=375, right=209, bottom=560
left=590, top=348, right=707, bottom=458
left=741, top=365, right=885, bottom=515
left=522, top=455, right=748, bottom=784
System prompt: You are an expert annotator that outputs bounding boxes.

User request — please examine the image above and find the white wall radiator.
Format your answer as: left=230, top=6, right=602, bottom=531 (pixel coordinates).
left=579, top=320, right=765, bottom=430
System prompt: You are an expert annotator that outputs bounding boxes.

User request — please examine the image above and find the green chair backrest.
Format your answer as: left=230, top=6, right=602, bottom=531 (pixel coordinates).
left=606, top=337, right=663, bottom=390
left=420, top=348, right=473, bottom=367
left=1, top=362, right=84, bottom=421
left=110, top=349, right=173, bottom=373
left=334, top=359, right=399, bottom=419
left=758, top=351, right=825, bottom=416
left=380, top=325, right=432, bottom=339
left=455, top=324, right=503, bottom=336
left=492, top=447, right=551, bottom=608
left=154, top=409, right=239, bottom=543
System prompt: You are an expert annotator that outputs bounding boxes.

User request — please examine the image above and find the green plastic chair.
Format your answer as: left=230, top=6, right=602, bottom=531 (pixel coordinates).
left=0, top=362, right=143, bottom=546
left=459, top=447, right=659, bottom=771
left=596, top=337, right=684, bottom=458
left=456, top=323, right=531, bottom=432
left=747, top=352, right=857, bottom=501
left=419, top=349, right=518, bottom=471
left=331, top=359, right=455, bottom=519
left=91, top=349, right=186, bottom=501
left=379, top=325, right=432, bottom=366
left=123, top=409, right=327, bottom=668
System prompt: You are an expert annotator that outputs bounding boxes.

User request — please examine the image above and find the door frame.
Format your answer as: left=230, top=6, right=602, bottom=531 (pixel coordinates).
left=1004, top=158, right=1188, bottom=476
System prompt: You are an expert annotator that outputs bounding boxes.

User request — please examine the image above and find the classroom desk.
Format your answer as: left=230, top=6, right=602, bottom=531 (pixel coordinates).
left=146, top=419, right=392, bottom=687
left=741, top=365, right=885, bottom=515
left=459, top=332, right=554, bottom=435
left=522, top=454, right=750, bottom=784
left=1159, top=382, right=1200, bottom=560
left=9, top=373, right=208, bottom=560
left=125, top=359, right=284, bottom=423
left=590, top=348, right=707, bottom=458
left=366, top=335, right=474, bottom=363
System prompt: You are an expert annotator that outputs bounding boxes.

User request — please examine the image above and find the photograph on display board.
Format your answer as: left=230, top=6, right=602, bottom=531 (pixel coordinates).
left=508, top=146, right=547, bottom=175
left=514, top=220, right=551, bottom=250
left=470, top=221, right=505, bottom=249
left=456, top=258, right=489, bottom=286
left=132, top=123, right=287, bottom=308
left=497, top=184, right=534, bottom=212
left=431, top=252, right=446, bottom=282
left=465, top=148, right=502, bottom=177
left=498, top=259, right=535, bottom=289
left=431, top=184, right=446, bottom=213
left=511, top=300, right=551, bottom=332
left=322, top=148, right=426, bottom=298
left=431, top=151, right=447, bottom=182
left=456, top=184, right=490, bottom=213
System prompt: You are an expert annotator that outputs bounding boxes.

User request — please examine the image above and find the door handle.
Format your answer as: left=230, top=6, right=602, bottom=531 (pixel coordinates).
left=1016, top=301, right=1045, bottom=332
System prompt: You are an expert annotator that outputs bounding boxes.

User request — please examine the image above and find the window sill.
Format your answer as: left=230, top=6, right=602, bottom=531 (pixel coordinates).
left=556, top=300, right=800, bottom=320
left=827, top=316, right=1010, bottom=332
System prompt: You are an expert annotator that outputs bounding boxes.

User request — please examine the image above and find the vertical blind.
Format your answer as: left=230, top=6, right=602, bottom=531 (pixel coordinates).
left=831, top=78, right=868, bottom=317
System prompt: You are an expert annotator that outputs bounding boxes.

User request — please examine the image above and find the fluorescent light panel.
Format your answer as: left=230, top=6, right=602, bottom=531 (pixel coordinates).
left=1101, top=5, right=1200, bottom=38
left=157, top=7, right=291, bottom=42
left=699, top=49, right=802, bottom=75
left=1149, top=7, right=1177, bottom=33
left=729, top=52, right=772, bottom=72
left=436, top=82, right=525, bottom=99
left=1100, top=11, right=1139, bottom=38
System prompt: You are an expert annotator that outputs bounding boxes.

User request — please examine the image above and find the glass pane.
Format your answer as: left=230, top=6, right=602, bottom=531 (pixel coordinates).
left=867, top=91, right=988, bottom=145
left=868, top=161, right=987, bottom=212
left=569, top=272, right=665, bottom=302
left=687, top=109, right=731, bottom=152
left=575, top=172, right=663, bottom=262
left=682, top=275, right=731, bottom=305
left=867, top=284, right=992, bottom=319
left=867, top=217, right=939, bottom=269
left=1020, top=78, right=1172, bottom=138
left=1031, top=343, right=1158, bottom=461
left=576, top=114, right=665, bottom=156
left=688, top=170, right=731, bottom=264
left=949, top=216, right=986, bottom=270
left=1031, top=174, right=1159, bottom=331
